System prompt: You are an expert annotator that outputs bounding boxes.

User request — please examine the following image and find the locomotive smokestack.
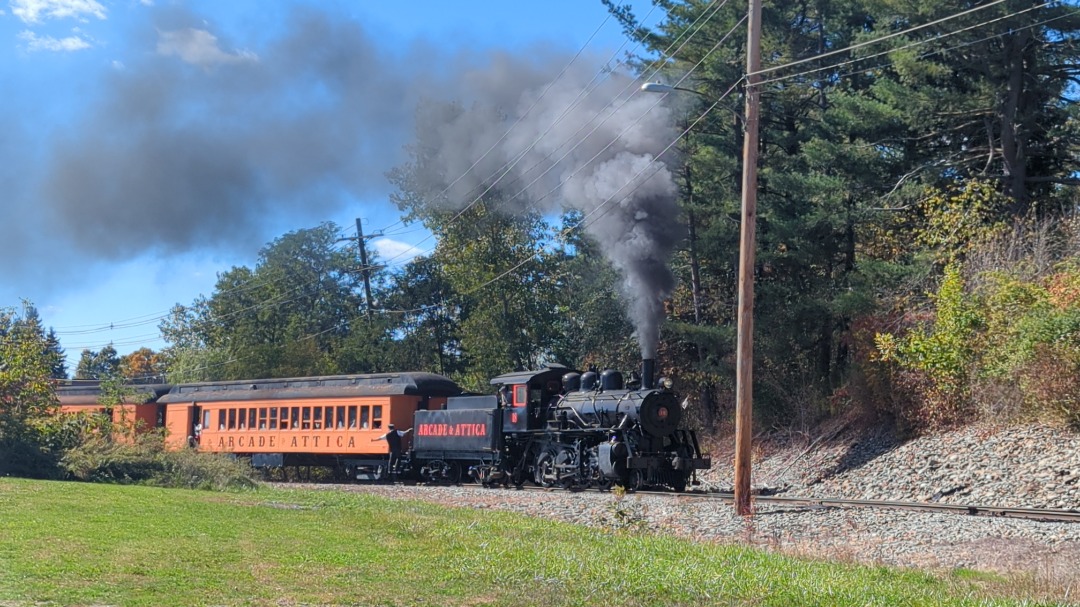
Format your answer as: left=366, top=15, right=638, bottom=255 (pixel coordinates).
left=642, top=358, right=655, bottom=390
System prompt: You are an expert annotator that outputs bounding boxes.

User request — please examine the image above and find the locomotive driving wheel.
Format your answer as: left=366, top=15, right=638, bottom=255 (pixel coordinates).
left=534, top=450, right=557, bottom=487
left=553, top=447, right=579, bottom=489
left=446, top=461, right=462, bottom=484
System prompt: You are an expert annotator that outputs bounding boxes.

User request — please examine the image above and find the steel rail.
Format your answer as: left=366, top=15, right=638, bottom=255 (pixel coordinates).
left=507, top=484, right=1080, bottom=523
left=657, top=491, right=1080, bottom=524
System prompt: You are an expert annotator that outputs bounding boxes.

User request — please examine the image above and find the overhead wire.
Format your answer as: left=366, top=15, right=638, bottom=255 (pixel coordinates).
left=52, top=1, right=728, bottom=344
left=751, top=0, right=1010, bottom=77
left=757, top=0, right=1060, bottom=87
left=367, top=1, right=1078, bottom=318
left=49, top=223, right=355, bottom=336
left=448, top=78, right=745, bottom=307
left=55, top=217, right=383, bottom=344
left=375, top=0, right=738, bottom=270
left=314, top=5, right=747, bottom=317
left=49, top=0, right=1046, bottom=349
left=150, top=1, right=743, bottom=369
left=71, top=0, right=1043, bottom=357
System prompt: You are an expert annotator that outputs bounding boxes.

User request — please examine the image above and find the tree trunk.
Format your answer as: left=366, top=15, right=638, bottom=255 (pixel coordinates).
left=1000, top=26, right=1032, bottom=212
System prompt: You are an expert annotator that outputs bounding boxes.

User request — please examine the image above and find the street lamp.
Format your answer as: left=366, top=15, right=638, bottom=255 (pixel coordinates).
left=640, top=82, right=702, bottom=96
left=640, top=3, right=762, bottom=519
left=640, top=82, right=742, bottom=118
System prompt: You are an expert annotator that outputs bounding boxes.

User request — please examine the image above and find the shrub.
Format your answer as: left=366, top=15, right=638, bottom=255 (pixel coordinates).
left=61, top=433, right=257, bottom=491
left=873, top=236, right=1080, bottom=430
left=972, top=261, right=1080, bottom=424
left=1016, top=343, right=1080, bottom=429
left=874, top=264, right=981, bottom=431
left=153, top=448, right=258, bottom=491
left=916, top=180, right=1010, bottom=263
left=60, top=435, right=167, bottom=483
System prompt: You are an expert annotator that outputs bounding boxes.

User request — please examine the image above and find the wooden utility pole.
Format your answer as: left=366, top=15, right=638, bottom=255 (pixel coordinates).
left=356, top=218, right=375, bottom=319
left=734, top=0, right=763, bottom=517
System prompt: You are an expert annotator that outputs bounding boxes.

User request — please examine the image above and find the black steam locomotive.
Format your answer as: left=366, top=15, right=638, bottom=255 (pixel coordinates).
left=409, top=360, right=710, bottom=491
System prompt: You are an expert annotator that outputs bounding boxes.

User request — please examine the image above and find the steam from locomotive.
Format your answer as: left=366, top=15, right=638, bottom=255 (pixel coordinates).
left=413, top=68, right=684, bottom=358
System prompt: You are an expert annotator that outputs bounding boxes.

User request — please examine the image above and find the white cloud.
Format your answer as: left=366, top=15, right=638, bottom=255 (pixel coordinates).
left=11, top=0, right=106, bottom=24
left=19, top=30, right=91, bottom=52
left=157, top=28, right=257, bottom=67
left=372, top=238, right=426, bottom=265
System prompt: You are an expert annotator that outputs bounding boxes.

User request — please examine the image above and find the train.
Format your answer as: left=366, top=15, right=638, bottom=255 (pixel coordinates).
left=56, top=359, right=711, bottom=491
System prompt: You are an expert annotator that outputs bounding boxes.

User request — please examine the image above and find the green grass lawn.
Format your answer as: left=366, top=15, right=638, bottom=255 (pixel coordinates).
left=0, top=478, right=1063, bottom=606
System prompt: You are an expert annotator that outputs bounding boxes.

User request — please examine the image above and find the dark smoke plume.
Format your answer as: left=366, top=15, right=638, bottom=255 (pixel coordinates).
left=408, top=66, right=683, bottom=357
left=40, top=6, right=450, bottom=257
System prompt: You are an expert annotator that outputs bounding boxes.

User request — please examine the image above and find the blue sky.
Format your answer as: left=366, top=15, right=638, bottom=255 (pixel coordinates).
left=0, top=0, right=658, bottom=363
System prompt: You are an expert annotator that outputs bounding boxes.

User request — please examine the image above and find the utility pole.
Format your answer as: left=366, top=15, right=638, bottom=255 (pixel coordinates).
left=734, top=0, right=763, bottom=517
left=356, top=218, right=375, bottom=320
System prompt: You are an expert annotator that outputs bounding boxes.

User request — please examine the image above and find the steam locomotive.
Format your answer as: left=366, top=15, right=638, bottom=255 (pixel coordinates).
left=411, top=359, right=710, bottom=491
left=57, top=359, right=711, bottom=492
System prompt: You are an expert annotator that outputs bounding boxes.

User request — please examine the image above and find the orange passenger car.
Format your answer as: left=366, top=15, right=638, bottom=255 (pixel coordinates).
left=56, top=381, right=171, bottom=438
left=159, top=373, right=460, bottom=476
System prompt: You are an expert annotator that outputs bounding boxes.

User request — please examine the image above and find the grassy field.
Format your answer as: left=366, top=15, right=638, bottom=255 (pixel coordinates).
left=0, top=478, right=1066, bottom=607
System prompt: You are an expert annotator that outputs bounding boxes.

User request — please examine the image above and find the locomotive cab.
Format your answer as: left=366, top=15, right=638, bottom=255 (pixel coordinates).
left=489, top=365, right=575, bottom=433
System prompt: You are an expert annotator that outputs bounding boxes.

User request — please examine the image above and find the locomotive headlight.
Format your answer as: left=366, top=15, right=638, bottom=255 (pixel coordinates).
left=660, top=377, right=673, bottom=390
left=656, top=406, right=669, bottom=420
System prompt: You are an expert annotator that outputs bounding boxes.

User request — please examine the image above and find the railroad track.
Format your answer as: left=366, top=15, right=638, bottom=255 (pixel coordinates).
left=280, top=479, right=1080, bottom=524
left=702, top=493, right=1080, bottom=524
left=512, top=484, right=1080, bottom=524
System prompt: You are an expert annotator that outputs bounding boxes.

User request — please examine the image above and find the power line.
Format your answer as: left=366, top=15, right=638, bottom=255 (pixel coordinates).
left=757, top=0, right=1059, bottom=87
left=365, top=75, right=743, bottom=318
left=752, top=0, right=1010, bottom=77
left=379, top=7, right=744, bottom=270
left=373, top=0, right=730, bottom=269
left=374, top=6, right=659, bottom=238
left=368, top=1, right=1076, bottom=317
left=342, top=9, right=749, bottom=317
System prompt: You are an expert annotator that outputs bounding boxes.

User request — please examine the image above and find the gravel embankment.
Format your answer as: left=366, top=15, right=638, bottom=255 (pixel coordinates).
left=287, top=422, right=1080, bottom=580
left=705, top=423, right=1080, bottom=510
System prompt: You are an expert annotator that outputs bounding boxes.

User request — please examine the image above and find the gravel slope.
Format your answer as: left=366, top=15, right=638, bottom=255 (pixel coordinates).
left=703, top=422, right=1080, bottom=510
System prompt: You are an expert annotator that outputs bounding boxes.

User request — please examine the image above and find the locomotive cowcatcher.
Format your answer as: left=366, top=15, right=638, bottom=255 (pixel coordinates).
left=411, top=361, right=710, bottom=491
